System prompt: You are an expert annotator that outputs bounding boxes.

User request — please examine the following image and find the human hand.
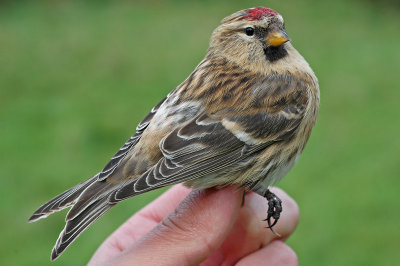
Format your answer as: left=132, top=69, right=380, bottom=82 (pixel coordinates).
left=88, top=185, right=299, bottom=266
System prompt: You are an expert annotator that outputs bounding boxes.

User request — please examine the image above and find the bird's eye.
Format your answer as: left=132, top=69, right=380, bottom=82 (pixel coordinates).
left=245, top=27, right=255, bottom=36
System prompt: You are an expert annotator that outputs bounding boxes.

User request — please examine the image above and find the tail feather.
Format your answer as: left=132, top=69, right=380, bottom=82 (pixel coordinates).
left=28, top=174, right=99, bottom=223
left=29, top=173, right=127, bottom=260
left=30, top=169, right=170, bottom=260
left=65, top=180, right=114, bottom=221
left=51, top=198, right=114, bottom=261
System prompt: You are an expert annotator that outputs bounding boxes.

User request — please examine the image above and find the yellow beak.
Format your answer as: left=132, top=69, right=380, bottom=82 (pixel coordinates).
left=266, top=30, right=290, bottom=47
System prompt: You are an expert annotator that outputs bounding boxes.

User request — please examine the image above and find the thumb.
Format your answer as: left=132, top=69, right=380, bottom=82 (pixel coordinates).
left=104, top=187, right=243, bottom=266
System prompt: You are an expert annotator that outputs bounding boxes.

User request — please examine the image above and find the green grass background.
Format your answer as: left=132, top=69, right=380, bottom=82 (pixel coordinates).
left=1, top=0, right=399, bottom=265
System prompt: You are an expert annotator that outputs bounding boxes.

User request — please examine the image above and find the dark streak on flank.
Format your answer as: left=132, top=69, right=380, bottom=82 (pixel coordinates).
left=287, top=148, right=299, bottom=162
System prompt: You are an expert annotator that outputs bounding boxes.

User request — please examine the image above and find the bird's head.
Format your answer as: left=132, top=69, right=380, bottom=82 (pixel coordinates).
left=209, top=7, right=294, bottom=71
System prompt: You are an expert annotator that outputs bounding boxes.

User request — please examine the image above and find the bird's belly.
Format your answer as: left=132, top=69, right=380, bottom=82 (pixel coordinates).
left=251, top=154, right=300, bottom=196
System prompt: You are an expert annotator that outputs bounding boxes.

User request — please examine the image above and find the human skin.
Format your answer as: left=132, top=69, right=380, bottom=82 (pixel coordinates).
left=88, top=185, right=299, bottom=266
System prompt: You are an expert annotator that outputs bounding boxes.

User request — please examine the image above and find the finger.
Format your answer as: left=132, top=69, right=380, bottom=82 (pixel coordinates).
left=103, top=187, right=243, bottom=266
left=89, top=185, right=192, bottom=265
left=236, top=240, right=298, bottom=266
left=136, top=184, right=193, bottom=223
left=201, top=187, right=299, bottom=265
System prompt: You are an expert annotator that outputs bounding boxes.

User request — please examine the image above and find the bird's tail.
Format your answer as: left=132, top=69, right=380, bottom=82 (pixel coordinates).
left=50, top=197, right=114, bottom=260
left=28, top=174, right=119, bottom=260
left=29, top=169, right=169, bottom=260
left=28, top=174, right=99, bottom=223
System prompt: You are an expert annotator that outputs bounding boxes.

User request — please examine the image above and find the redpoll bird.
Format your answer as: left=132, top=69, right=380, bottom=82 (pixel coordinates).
left=29, top=7, right=319, bottom=260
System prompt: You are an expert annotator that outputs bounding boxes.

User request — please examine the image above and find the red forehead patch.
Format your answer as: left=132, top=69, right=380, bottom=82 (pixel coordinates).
left=242, top=7, right=278, bottom=21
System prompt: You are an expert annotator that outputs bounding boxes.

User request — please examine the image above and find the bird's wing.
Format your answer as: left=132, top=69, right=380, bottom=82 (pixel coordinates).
left=110, top=74, right=309, bottom=201
left=110, top=113, right=254, bottom=201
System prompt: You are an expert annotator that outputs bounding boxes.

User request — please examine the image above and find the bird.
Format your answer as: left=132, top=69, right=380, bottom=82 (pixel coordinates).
left=29, top=7, right=320, bottom=260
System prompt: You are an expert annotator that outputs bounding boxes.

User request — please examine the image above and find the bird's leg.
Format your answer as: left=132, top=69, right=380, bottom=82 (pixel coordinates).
left=241, top=190, right=246, bottom=207
left=263, top=189, right=282, bottom=236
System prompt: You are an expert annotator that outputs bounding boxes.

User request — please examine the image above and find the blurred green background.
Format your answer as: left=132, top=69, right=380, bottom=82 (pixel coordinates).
left=1, top=0, right=399, bottom=265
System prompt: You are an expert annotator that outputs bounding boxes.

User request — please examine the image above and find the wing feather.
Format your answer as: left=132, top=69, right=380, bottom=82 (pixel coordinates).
left=110, top=74, right=309, bottom=201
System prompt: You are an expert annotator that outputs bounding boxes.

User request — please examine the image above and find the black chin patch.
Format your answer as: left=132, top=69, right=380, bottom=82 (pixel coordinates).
left=264, top=45, right=288, bottom=62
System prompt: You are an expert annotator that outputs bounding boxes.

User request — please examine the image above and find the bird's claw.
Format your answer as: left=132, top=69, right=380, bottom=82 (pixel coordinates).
left=263, top=189, right=282, bottom=236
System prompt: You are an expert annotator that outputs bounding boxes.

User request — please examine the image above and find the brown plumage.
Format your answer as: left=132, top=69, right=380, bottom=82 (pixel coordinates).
left=29, top=7, right=319, bottom=260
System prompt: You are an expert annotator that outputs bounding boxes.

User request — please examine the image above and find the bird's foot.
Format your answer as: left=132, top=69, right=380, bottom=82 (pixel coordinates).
left=263, top=189, right=282, bottom=236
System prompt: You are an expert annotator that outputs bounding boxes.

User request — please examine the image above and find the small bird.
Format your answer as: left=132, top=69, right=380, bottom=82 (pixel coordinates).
left=29, top=7, right=319, bottom=260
